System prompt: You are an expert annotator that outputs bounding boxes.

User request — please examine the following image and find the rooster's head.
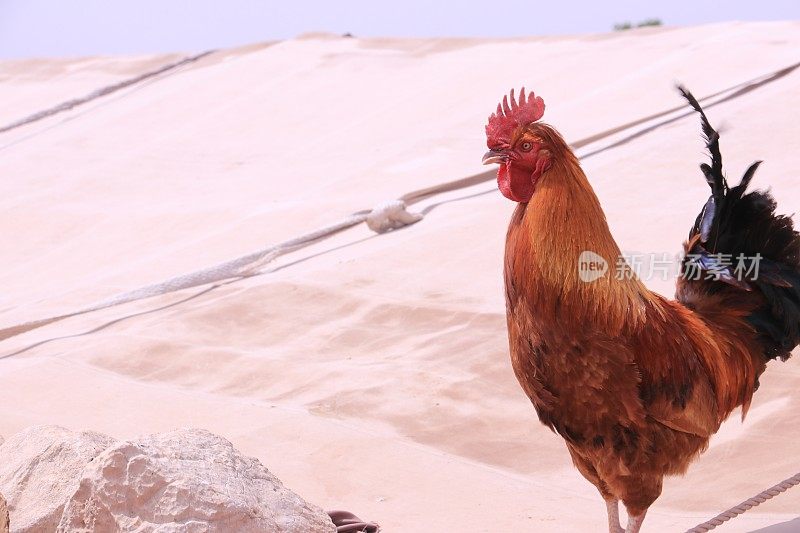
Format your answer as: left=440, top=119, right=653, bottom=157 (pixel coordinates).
left=483, top=88, right=554, bottom=203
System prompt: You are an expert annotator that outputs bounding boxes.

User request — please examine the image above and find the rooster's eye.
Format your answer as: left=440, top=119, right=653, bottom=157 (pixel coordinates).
left=520, top=142, right=533, bottom=152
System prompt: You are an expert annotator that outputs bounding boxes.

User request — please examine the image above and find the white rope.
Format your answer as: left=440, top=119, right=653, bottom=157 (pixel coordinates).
left=3, top=59, right=796, bottom=344
left=0, top=51, right=215, bottom=135
left=685, top=472, right=800, bottom=532
left=365, top=199, right=424, bottom=233
left=0, top=201, right=422, bottom=342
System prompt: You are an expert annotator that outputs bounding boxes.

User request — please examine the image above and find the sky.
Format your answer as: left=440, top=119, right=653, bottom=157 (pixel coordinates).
left=1, top=0, right=798, bottom=59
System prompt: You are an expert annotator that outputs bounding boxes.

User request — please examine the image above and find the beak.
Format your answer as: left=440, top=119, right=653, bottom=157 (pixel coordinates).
left=482, top=150, right=508, bottom=165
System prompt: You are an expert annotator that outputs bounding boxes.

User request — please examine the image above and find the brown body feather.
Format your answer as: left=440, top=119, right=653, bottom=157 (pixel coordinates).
left=504, top=123, right=766, bottom=515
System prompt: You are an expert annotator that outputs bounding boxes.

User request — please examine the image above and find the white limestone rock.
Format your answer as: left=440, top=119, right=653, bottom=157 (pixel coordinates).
left=0, top=425, right=113, bottom=532
left=0, top=492, right=9, bottom=533
left=56, top=428, right=335, bottom=533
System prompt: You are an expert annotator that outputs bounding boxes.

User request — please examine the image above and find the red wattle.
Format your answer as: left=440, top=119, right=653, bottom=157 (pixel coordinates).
left=497, top=162, right=536, bottom=203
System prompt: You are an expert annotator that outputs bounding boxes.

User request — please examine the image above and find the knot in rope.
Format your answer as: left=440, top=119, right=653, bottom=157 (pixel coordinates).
left=365, top=200, right=423, bottom=234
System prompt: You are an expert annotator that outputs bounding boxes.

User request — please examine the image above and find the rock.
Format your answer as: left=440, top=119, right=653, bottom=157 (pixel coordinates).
left=57, top=428, right=335, bottom=533
left=0, top=425, right=113, bottom=532
left=0, top=492, right=8, bottom=533
left=0, top=426, right=334, bottom=532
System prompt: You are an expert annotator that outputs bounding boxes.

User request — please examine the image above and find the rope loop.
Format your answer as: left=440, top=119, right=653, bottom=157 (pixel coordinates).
left=365, top=200, right=423, bottom=233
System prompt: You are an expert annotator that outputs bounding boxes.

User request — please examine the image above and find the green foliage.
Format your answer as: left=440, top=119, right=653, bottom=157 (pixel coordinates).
left=613, top=18, right=662, bottom=31
left=637, top=18, right=663, bottom=28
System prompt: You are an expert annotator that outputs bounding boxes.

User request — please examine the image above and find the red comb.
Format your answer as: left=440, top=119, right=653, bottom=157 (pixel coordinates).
left=485, top=87, right=545, bottom=144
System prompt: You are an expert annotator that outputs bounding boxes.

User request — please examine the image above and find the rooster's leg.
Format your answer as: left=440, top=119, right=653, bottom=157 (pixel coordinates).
left=605, top=499, right=624, bottom=533
left=625, top=510, right=647, bottom=533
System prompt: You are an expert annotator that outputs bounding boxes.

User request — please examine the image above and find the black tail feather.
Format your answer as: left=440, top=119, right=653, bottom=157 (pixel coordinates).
left=677, top=85, right=725, bottom=192
left=677, top=86, right=800, bottom=361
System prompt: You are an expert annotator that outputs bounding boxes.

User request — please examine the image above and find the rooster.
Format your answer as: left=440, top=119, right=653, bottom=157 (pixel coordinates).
left=482, top=87, right=800, bottom=533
